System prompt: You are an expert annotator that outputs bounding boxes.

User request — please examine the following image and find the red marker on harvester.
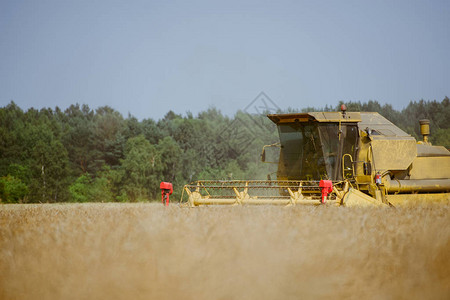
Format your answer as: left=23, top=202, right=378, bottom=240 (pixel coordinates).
left=319, top=180, right=333, bottom=203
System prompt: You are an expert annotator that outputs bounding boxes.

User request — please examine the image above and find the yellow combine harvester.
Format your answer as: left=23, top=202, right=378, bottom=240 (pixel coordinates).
left=182, top=106, right=450, bottom=206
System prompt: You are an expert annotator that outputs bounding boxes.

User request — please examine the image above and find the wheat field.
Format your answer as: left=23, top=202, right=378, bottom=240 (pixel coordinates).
left=0, top=203, right=449, bottom=300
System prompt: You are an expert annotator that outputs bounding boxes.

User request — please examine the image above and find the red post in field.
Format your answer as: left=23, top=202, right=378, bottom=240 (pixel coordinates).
left=160, top=182, right=173, bottom=206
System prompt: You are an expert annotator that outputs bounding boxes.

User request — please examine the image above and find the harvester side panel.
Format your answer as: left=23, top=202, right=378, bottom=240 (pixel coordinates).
left=409, top=157, right=450, bottom=180
left=370, top=138, right=417, bottom=171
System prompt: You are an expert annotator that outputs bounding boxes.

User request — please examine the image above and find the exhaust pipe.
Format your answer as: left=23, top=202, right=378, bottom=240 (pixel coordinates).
left=419, top=119, right=430, bottom=144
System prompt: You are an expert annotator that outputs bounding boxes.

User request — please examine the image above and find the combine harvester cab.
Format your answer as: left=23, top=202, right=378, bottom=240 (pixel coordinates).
left=183, top=106, right=450, bottom=207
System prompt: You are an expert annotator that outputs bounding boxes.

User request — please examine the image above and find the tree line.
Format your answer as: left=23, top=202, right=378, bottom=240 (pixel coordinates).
left=0, top=97, right=448, bottom=203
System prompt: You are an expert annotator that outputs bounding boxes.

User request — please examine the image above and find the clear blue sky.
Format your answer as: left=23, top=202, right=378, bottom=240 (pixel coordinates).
left=1, top=0, right=448, bottom=120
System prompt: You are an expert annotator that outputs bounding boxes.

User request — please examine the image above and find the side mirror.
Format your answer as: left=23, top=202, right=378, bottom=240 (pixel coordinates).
left=260, top=143, right=281, bottom=164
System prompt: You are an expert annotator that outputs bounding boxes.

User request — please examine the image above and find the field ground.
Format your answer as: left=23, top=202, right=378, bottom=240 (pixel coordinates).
left=0, top=203, right=449, bottom=300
